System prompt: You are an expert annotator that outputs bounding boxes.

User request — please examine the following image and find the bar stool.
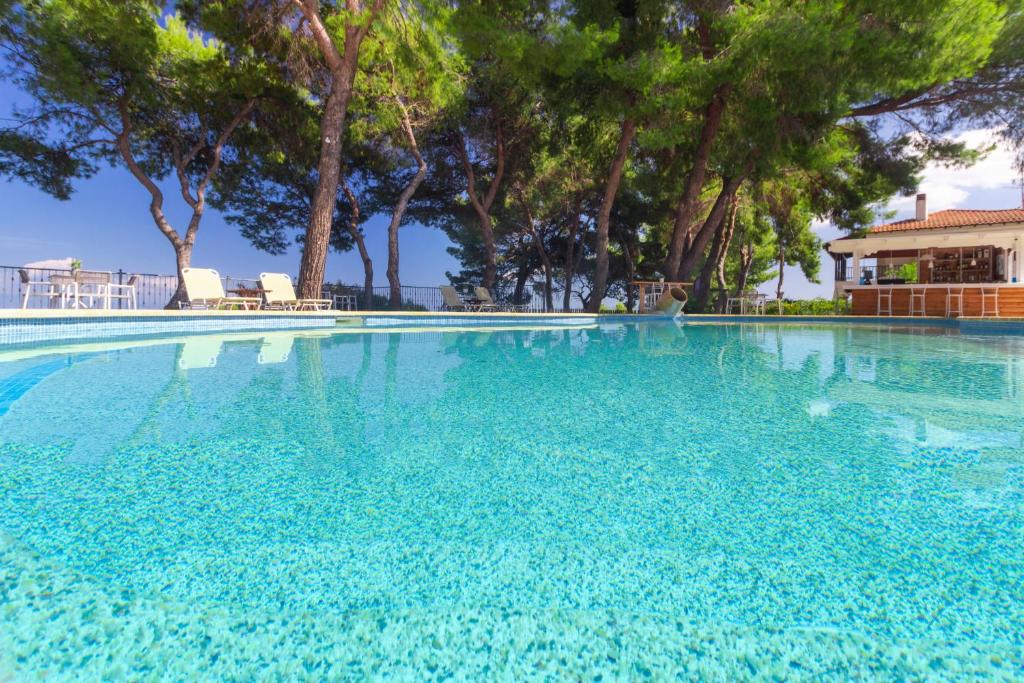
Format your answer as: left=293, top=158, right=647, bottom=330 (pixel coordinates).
left=981, top=286, right=999, bottom=317
left=945, top=287, right=963, bottom=318
left=876, top=287, right=892, bottom=316
left=909, top=287, right=926, bottom=316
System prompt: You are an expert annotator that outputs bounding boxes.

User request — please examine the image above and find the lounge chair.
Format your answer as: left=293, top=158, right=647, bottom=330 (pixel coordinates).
left=259, top=272, right=332, bottom=311
left=477, top=286, right=529, bottom=312
left=471, top=287, right=502, bottom=312
left=181, top=267, right=261, bottom=310
left=440, top=286, right=473, bottom=311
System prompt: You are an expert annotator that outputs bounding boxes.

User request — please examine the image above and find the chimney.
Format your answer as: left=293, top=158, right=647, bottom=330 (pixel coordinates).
left=915, top=193, right=927, bottom=221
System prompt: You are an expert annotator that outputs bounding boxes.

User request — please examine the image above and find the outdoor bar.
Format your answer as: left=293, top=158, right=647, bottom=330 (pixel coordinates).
left=826, top=195, right=1024, bottom=317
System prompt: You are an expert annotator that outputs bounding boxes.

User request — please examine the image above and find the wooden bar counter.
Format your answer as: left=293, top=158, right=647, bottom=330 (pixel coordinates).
left=844, top=283, right=1024, bottom=317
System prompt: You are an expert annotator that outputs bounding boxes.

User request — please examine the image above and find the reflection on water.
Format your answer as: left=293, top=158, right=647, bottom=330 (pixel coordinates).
left=0, top=322, right=1022, bottom=677
left=1, top=323, right=1023, bottom=470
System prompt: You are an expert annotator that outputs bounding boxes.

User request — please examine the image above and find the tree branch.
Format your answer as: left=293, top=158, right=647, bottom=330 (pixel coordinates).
left=482, top=117, right=504, bottom=212
left=114, top=99, right=182, bottom=249
left=293, top=0, right=344, bottom=72
left=184, top=97, right=257, bottom=246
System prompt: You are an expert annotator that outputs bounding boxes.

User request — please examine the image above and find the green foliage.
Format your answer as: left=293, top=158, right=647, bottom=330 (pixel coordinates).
left=761, top=297, right=850, bottom=316
left=3, top=0, right=1021, bottom=308
left=0, top=2, right=260, bottom=192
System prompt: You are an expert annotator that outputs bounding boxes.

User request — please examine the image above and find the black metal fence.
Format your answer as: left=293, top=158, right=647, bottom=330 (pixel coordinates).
left=324, top=282, right=555, bottom=312
left=1, top=264, right=567, bottom=312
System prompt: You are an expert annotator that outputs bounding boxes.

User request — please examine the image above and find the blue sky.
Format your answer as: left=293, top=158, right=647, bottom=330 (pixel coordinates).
left=1, top=74, right=1020, bottom=297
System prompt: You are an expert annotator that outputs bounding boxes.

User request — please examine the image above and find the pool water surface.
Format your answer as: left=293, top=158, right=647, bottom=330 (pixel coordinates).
left=0, top=322, right=1022, bottom=678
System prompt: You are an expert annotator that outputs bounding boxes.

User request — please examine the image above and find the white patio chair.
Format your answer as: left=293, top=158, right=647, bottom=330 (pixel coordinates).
left=104, top=274, right=138, bottom=309
left=18, top=269, right=62, bottom=309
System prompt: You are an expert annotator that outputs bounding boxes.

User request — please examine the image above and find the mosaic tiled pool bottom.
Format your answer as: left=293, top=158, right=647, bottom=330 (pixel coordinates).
left=1, top=323, right=1022, bottom=679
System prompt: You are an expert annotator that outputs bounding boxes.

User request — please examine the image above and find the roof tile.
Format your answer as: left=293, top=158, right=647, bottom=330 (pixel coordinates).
left=869, top=208, right=1024, bottom=233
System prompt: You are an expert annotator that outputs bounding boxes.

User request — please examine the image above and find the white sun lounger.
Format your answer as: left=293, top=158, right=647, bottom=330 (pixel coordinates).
left=181, top=268, right=261, bottom=310
left=259, top=272, right=332, bottom=311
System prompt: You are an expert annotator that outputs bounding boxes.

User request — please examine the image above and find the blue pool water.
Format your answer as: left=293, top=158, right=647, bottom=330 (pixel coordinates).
left=0, top=321, right=1022, bottom=679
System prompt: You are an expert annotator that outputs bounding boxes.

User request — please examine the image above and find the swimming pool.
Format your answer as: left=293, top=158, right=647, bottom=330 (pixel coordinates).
left=1, top=321, right=1021, bottom=678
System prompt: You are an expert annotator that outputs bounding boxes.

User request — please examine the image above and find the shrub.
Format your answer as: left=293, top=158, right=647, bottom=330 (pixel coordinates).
left=762, top=297, right=848, bottom=315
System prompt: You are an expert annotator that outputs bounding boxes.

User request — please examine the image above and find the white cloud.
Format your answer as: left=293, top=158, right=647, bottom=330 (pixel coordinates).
left=884, top=128, right=1019, bottom=216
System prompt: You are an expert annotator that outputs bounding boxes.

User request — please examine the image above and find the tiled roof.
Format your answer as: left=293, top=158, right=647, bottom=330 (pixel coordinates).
left=869, top=208, right=1024, bottom=233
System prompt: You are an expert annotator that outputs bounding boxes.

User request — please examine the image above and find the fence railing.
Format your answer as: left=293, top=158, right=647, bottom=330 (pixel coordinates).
left=323, top=283, right=558, bottom=312
left=1, top=265, right=570, bottom=313
left=0, top=266, right=265, bottom=310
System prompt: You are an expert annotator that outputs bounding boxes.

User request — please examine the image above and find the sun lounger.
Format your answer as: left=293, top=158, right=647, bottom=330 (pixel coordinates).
left=181, top=268, right=261, bottom=310
left=440, top=285, right=473, bottom=311
left=471, top=287, right=502, bottom=312
left=259, top=272, right=332, bottom=311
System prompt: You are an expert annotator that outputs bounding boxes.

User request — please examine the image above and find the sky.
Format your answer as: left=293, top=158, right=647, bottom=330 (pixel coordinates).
left=0, top=63, right=1020, bottom=300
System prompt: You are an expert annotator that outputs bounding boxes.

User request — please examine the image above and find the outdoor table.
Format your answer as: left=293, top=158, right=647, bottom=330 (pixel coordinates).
left=225, top=288, right=263, bottom=309
left=227, top=287, right=262, bottom=299
left=49, top=270, right=113, bottom=309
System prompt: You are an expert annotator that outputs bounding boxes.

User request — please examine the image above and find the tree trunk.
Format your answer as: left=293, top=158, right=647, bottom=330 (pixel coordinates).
left=387, top=97, right=428, bottom=309
left=530, top=228, right=554, bottom=312
left=714, top=196, right=738, bottom=311
left=776, top=247, right=785, bottom=302
left=513, top=258, right=529, bottom=309
left=588, top=118, right=636, bottom=313
left=457, top=120, right=505, bottom=291
left=298, top=86, right=349, bottom=298
left=622, top=239, right=636, bottom=312
left=521, top=196, right=554, bottom=312
left=735, top=244, right=753, bottom=296
left=295, top=1, right=382, bottom=299
left=663, top=85, right=730, bottom=280
left=694, top=194, right=738, bottom=311
left=563, top=200, right=580, bottom=312
left=168, top=243, right=192, bottom=308
left=340, top=178, right=373, bottom=309
left=678, top=173, right=746, bottom=281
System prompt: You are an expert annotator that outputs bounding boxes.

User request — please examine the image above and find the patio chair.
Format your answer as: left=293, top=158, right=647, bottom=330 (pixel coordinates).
left=746, top=291, right=768, bottom=315
left=725, top=291, right=745, bottom=314
left=727, top=290, right=765, bottom=314
left=259, top=272, right=332, bottom=311
left=440, top=286, right=472, bottom=311
left=18, top=269, right=62, bottom=309
left=472, top=287, right=502, bottom=312
left=180, top=268, right=261, bottom=310
left=105, top=274, right=138, bottom=309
